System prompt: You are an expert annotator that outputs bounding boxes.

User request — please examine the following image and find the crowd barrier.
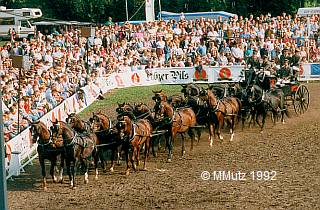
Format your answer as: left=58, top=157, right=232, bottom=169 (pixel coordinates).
left=5, top=63, right=320, bottom=179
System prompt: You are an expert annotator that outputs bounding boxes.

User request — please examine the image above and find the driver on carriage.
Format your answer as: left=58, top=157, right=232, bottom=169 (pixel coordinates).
left=245, top=49, right=261, bottom=88
left=276, top=59, right=293, bottom=85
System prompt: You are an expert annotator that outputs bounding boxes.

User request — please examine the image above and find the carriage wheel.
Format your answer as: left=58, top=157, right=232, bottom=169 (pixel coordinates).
left=293, top=84, right=310, bottom=115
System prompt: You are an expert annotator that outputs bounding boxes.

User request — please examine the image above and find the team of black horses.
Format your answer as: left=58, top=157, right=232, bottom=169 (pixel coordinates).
left=30, top=68, right=291, bottom=190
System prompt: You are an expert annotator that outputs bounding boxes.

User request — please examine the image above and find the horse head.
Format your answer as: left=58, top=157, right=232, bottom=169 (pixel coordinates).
left=182, top=84, right=201, bottom=97
left=66, top=113, right=77, bottom=125
left=50, top=121, right=72, bottom=147
left=247, top=85, right=263, bottom=104
left=199, top=88, right=218, bottom=107
left=116, top=102, right=134, bottom=114
left=30, top=120, right=51, bottom=144
left=90, top=112, right=112, bottom=132
left=152, top=90, right=167, bottom=102
left=116, top=115, right=132, bottom=140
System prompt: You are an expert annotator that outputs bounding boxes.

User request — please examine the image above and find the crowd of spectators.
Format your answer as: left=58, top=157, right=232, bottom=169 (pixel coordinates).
left=1, top=12, right=320, bottom=141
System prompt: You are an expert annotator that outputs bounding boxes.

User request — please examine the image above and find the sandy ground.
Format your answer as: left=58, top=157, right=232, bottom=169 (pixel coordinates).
left=7, top=83, right=320, bottom=210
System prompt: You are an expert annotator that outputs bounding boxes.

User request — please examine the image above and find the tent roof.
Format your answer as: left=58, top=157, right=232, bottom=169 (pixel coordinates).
left=159, top=11, right=236, bottom=21
left=297, top=7, right=320, bottom=16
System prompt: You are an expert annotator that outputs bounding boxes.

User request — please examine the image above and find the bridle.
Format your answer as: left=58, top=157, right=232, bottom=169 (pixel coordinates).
left=31, top=123, right=53, bottom=147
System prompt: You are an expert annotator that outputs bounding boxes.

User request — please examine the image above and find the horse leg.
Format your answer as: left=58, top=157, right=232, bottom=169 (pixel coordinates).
left=131, top=146, right=137, bottom=172
left=116, top=146, right=121, bottom=166
left=98, top=148, right=107, bottom=173
left=187, top=128, right=195, bottom=152
left=59, top=154, right=64, bottom=183
left=181, top=133, right=185, bottom=156
left=71, top=160, right=76, bottom=189
left=143, top=138, right=151, bottom=171
left=208, top=123, right=215, bottom=147
left=248, top=109, right=254, bottom=128
left=93, top=149, right=99, bottom=180
left=230, top=117, right=235, bottom=142
left=217, top=114, right=224, bottom=141
left=167, top=133, right=174, bottom=162
left=50, top=157, right=58, bottom=183
left=66, top=159, right=72, bottom=188
left=124, top=145, right=130, bottom=176
left=136, top=145, right=141, bottom=171
left=83, top=159, right=89, bottom=184
left=39, top=157, right=47, bottom=190
left=110, top=148, right=115, bottom=173
left=194, top=127, right=201, bottom=143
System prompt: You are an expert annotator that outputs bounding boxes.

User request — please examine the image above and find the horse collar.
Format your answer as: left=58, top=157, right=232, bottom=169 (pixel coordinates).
left=129, top=124, right=137, bottom=142
left=211, top=100, right=220, bottom=112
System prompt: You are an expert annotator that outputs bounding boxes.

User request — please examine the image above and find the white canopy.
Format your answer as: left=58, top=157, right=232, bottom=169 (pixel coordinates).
left=297, top=7, right=320, bottom=16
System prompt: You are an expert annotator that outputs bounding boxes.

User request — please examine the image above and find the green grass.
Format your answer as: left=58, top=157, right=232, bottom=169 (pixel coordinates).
left=79, top=84, right=183, bottom=119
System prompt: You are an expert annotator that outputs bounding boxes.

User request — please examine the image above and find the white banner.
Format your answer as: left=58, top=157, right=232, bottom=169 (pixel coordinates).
left=145, top=0, right=155, bottom=22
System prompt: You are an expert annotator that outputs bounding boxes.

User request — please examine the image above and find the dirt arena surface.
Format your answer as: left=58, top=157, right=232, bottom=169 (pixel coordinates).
left=7, top=83, right=320, bottom=210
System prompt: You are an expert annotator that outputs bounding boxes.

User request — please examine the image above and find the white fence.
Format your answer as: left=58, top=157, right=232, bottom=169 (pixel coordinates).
left=5, top=63, right=320, bottom=179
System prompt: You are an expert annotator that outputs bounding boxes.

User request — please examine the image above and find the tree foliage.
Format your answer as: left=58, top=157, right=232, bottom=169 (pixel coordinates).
left=1, top=0, right=315, bottom=23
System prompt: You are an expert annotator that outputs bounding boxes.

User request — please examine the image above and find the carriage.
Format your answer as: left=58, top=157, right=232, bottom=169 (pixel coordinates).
left=241, top=68, right=310, bottom=115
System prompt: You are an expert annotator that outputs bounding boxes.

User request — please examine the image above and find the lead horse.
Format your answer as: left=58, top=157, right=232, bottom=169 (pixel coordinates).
left=153, top=92, right=197, bottom=162
left=51, top=120, right=98, bottom=189
left=199, top=88, right=242, bottom=144
left=30, top=120, right=64, bottom=190
left=90, top=112, right=122, bottom=172
left=116, top=112, right=153, bottom=175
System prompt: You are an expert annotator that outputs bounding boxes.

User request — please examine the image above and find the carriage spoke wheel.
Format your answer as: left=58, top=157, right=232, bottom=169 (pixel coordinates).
left=293, top=84, right=309, bottom=115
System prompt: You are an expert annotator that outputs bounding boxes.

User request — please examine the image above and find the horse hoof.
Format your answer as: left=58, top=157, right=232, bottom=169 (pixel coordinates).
left=110, top=168, right=114, bottom=173
left=72, top=186, right=77, bottom=190
left=209, top=143, right=213, bottom=147
left=167, top=158, right=172, bottom=163
left=182, top=151, right=186, bottom=156
left=60, top=179, right=64, bottom=184
left=43, top=187, right=48, bottom=191
left=94, top=176, right=98, bottom=181
left=125, top=171, right=130, bottom=176
left=103, top=169, right=107, bottom=173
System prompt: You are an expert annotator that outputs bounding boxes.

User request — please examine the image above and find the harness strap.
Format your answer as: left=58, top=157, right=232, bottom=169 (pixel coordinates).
left=65, top=132, right=77, bottom=147
left=37, top=138, right=53, bottom=146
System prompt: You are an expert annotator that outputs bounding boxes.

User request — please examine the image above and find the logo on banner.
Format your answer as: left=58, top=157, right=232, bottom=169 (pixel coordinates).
left=311, top=64, right=320, bottom=76
left=131, top=73, right=141, bottom=84
left=219, top=67, right=232, bottom=80
left=52, top=112, right=56, bottom=122
left=193, top=65, right=208, bottom=81
left=115, top=75, right=125, bottom=87
left=58, top=109, right=62, bottom=121
left=299, top=64, right=304, bottom=77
